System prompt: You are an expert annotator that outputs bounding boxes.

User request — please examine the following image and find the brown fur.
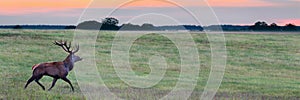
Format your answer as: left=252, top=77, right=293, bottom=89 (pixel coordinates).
left=32, top=62, right=67, bottom=77
left=24, top=41, right=81, bottom=92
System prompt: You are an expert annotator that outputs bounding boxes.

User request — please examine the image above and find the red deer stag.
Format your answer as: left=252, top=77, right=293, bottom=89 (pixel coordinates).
left=24, top=41, right=82, bottom=91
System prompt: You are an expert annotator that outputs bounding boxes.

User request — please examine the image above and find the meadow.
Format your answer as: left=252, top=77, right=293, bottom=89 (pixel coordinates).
left=0, top=29, right=300, bottom=99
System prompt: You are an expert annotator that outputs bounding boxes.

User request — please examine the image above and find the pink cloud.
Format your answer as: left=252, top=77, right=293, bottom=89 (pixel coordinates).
left=206, top=0, right=277, bottom=7
left=277, top=19, right=300, bottom=26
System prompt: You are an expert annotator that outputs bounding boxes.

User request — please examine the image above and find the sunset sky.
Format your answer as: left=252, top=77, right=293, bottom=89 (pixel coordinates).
left=0, top=0, right=300, bottom=26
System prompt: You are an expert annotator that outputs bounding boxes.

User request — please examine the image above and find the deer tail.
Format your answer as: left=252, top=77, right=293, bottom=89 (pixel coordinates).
left=32, top=64, right=40, bottom=70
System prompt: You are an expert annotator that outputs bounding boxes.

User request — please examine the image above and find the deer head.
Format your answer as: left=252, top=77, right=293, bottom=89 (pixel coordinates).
left=54, top=40, right=82, bottom=63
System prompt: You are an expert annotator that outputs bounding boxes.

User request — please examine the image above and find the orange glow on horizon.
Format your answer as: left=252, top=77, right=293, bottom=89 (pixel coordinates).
left=1, top=0, right=298, bottom=26
left=0, top=0, right=280, bottom=15
left=207, top=0, right=275, bottom=7
left=278, top=19, right=300, bottom=26
left=119, top=0, right=176, bottom=8
left=0, top=0, right=90, bottom=15
left=1, top=0, right=89, bottom=8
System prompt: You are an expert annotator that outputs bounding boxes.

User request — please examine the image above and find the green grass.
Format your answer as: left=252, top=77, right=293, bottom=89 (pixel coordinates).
left=0, top=29, right=300, bottom=99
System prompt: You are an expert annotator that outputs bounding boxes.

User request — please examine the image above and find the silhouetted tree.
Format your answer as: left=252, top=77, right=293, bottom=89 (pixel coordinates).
left=65, top=25, right=76, bottom=29
left=270, top=23, right=277, bottom=27
left=269, top=23, right=281, bottom=31
left=255, top=21, right=268, bottom=27
left=183, top=25, right=204, bottom=31
left=77, top=18, right=120, bottom=30
left=77, top=20, right=102, bottom=30
left=120, top=23, right=141, bottom=30
left=102, top=17, right=119, bottom=26
left=283, top=23, right=297, bottom=31
left=140, top=23, right=156, bottom=30
left=120, top=23, right=158, bottom=31
left=249, top=21, right=270, bottom=31
left=101, top=17, right=120, bottom=30
left=13, top=25, right=22, bottom=29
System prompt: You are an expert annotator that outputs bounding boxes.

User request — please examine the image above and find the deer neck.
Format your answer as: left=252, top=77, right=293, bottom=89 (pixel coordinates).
left=63, top=55, right=74, bottom=71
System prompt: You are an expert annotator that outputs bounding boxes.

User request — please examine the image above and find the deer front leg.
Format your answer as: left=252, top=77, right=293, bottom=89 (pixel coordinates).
left=61, top=77, right=74, bottom=92
left=48, top=78, right=58, bottom=91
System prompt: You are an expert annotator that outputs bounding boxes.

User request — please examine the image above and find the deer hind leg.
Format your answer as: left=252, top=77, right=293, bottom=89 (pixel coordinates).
left=48, top=78, right=58, bottom=91
left=24, top=76, right=36, bottom=89
left=61, top=77, right=74, bottom=92
left=35, top=75, right=45, bottom=90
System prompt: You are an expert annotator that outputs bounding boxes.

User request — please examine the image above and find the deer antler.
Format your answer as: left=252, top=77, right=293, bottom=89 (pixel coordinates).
left=54, top=40, right=71, bottom=53
left=54, top=40, right=79, bottom=53
left=73, top=44, right=79, bottom=53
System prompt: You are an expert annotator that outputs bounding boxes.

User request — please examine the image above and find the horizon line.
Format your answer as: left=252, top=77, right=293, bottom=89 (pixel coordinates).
left=0, top=23, right=297, bottom=27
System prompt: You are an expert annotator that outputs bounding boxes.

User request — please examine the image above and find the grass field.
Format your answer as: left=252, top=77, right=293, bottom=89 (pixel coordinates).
left=0, top=29, right=300, bottom=99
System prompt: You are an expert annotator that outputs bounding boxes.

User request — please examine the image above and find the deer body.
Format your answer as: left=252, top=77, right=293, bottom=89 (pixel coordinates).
left=24, top=41, right=82, bottom=91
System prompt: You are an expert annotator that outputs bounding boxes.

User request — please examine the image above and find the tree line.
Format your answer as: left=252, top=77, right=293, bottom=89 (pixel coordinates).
left=77, top=17, right=203, bottom=31
left=248, top=21, right=297, bottom=31
left=1, top=17, right=299, bottom=32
